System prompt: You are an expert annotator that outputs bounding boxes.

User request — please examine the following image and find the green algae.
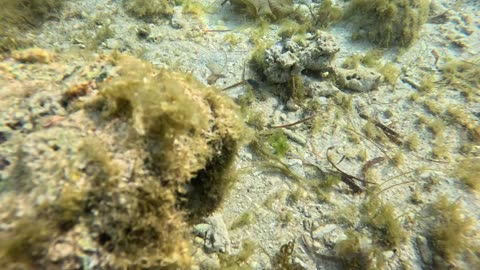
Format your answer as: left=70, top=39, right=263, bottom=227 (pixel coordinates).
left=455, top=157, right=480, bottom=191
left=429, top=196, right=474, bottom=263
left=361, top=196, right=407, bottom=248
left=229, top=0, right=293, bottom=21
left=346, top=0, right=430, bottom=47
left=123, top=0, right=174, bottom=19
left=0, top=0, right=65, bottom=51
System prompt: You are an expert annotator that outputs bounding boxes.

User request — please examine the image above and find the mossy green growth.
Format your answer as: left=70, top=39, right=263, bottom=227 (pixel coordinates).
left=289, top=74, right=305, bottom=102
left=342, top=54, right=363, bottom=69
left=278, top=19, right=307, bottom=39
left=218, top=239, right=256, bottom=269
left=361, top=196, right=407, bottom=248
left=182, top=0, right=207, bottom=17
left=231, top=212, right=255, bottom=230
left=362, top=50, right=383, bottom=68
left=334, top=92, right=353, bottom=113
left=272, top=241, right=305, bottom=270
left=249, top=41, right=271, bottom=73
left=406, top=133, right=420, bottom=151
left=343, top=50, right=383, bottom=70
left=98, top=53, right=249, bottom=219
left=0, top=0, right=64, bottom=51
left=74, top=138, right=193, bottom=269
left=429, top=196, right=473, bottom=263
left=313, top=0, right=343, bottom=29
left=455, top=157, right=480, bottom=191
left=378, top=62, right=401, bottom=86
left=229, top=0, right=293, bottom=21
left=419, top=72, right=435, bottom=92
left=440, top=57, right=480, bottom=101
left=268, top=130, right=289, bottom=157
left=123, top=0, right=174, bottom=19
left=346, top=0, right=430, bottom=47
left=335, top=231, right=385, bottom=270
left=0, top=218, right=53, bottom=268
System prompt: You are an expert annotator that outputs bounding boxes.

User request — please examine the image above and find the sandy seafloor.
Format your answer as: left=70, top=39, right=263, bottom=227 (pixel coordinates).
left=0, top=0, right=479, bottom=269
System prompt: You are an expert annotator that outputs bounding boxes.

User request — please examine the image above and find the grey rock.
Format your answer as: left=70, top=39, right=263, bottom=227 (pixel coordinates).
left=286, top=158, right=305, bottom=177
left=171, top=11, right=187, bottom=29
left=336, top=67, right=383, bottom=92
left=283, top=129, right=307, bottom=146
left=204, top=214, right=231, bottom=254
left=285, top=99, right=300, bottom=111
left=193, top=223, right=211, bottom=237
left=263, top=31, right=339, bottom=83
left=304, top=78, right=341, bottom=97
left=199, top=257, right=220, bottom=270
left=105, top=38, right=121, bottom=49
left=416, top=235, right=433, bottom=265
left=312, top=224, right=338, bottom=240
left=382, top=250, right=395, bottom=261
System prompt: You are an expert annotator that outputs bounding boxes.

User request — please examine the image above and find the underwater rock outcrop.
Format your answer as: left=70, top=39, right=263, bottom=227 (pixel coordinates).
left=0, top=51, right=248, bottom=269
left=263, top=31, right=339, bottom=84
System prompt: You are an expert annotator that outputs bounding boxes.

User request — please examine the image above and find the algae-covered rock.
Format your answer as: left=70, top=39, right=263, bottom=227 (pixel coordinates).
left=263, top=31, right=339, bottom=83
left=123, top=0, right=174, bottom=19
left=229, top=0, right=293, bottom=21
left=347, top=0, right=431, bottom=47
left=99, top=54, right=249, bottom=202
left=0, top=52, right=248, bottom=269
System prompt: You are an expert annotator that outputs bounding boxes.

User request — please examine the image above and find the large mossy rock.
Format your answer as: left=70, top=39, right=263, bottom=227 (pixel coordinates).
left=0, top=51, right=248, bottom=269
left=347, top=0, right=431, bottom=47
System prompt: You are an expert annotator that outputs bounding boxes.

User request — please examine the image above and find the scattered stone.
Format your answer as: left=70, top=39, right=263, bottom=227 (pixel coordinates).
left=304, top=78, right=340, bottom=97
left=312, top=224, right=337, bottom=240
left=286, top=158, right=305, bottom=177
left=171, top=10, right=187, bottom=29
left=48, top=242, right=75, bottom=262
left=416, top=235, right=433, bottom=265
left=383, top=250, right=395, bottom=261
left=285, top=99, right=299, bottom=111
left=193, top=223, right=211, bottom=237
left=105, top=38, right=121, bottom=49
left=283, top=129, right=307, bottom=146
left=204, top=214, right=231, bottom=253
left=336, top=67, right=383, bottom=92
left=319, top=226, right=347, bottom=248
